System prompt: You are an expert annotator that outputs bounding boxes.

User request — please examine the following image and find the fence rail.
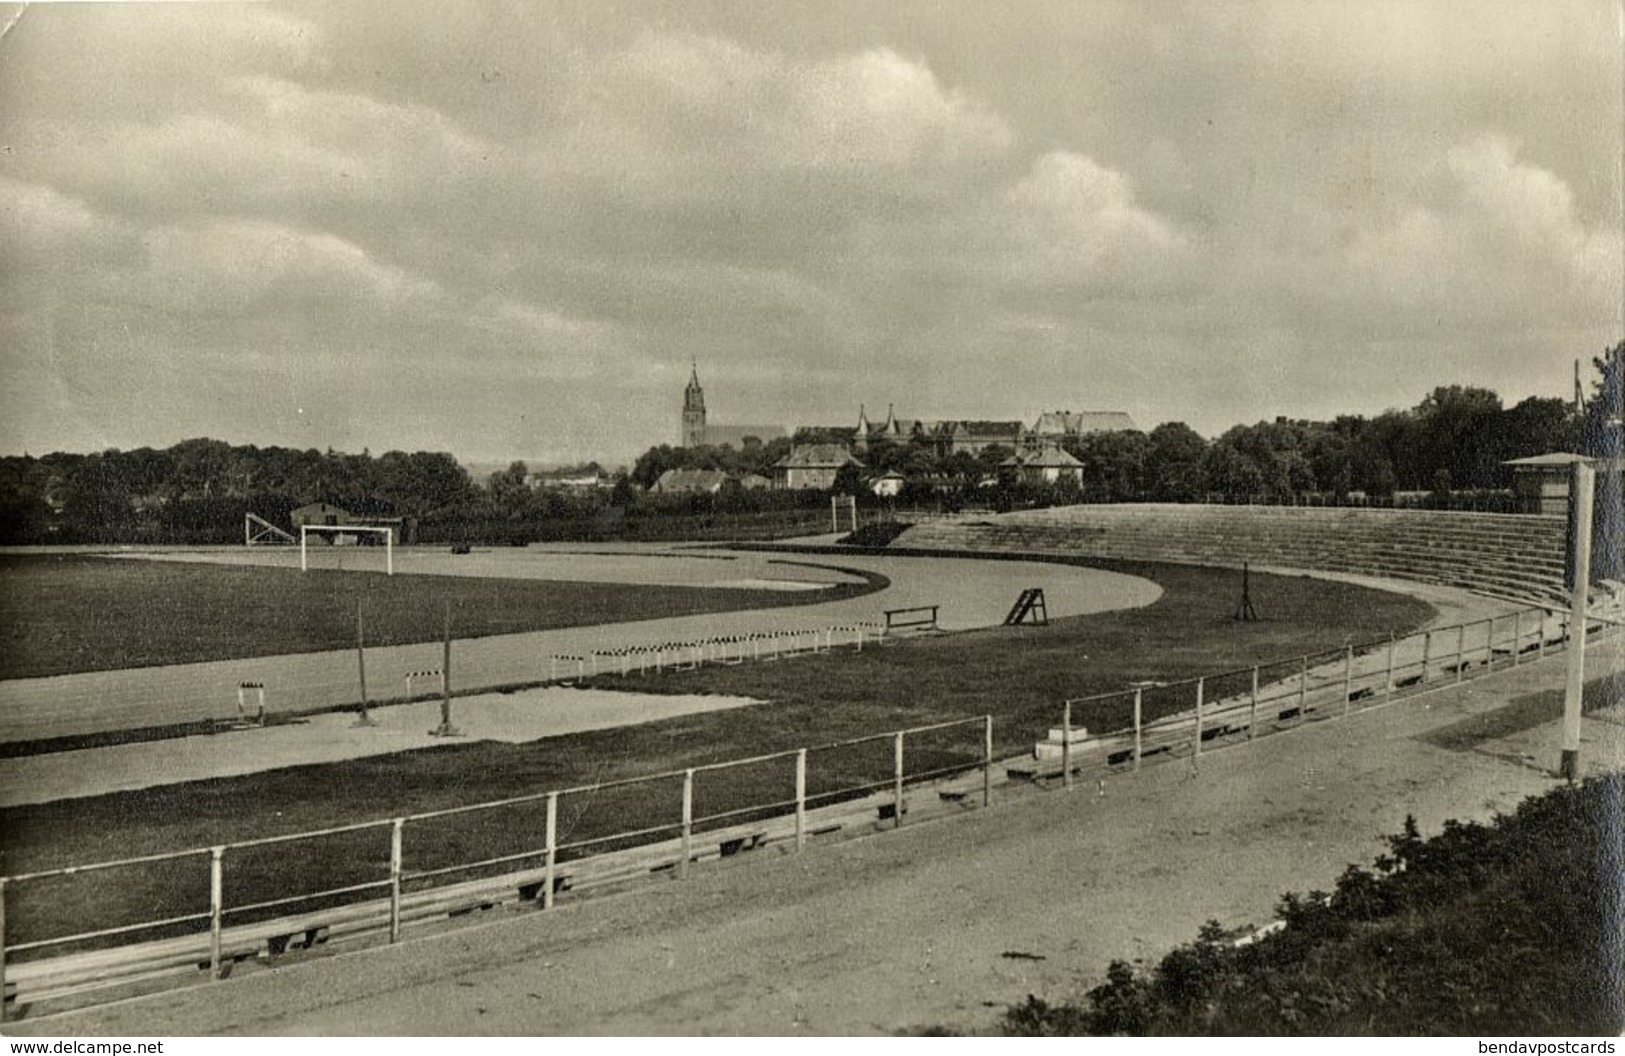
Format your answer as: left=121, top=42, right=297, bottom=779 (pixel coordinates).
left=0, top=714, right=993, bottom=1017
left=3, top=598, right=1614, bottom=1020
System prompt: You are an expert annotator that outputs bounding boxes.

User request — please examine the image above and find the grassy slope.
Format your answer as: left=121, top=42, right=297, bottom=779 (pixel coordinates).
left=1001, top=768, right=1623, bottom=1036
left=0, top=562, right=1432, bottom=948
left=0, top=554, right=884, bottom=680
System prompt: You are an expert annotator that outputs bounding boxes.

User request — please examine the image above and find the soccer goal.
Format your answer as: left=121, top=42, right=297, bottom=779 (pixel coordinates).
left=300, top=524, right=394, bottom=575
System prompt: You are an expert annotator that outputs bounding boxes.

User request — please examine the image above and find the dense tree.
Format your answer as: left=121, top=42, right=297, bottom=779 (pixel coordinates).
left=1143, top=423, right=1208, bottom=502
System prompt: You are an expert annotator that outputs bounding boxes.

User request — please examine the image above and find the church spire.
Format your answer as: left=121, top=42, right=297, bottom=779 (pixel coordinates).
left=681, top=362, right=706, bottom=447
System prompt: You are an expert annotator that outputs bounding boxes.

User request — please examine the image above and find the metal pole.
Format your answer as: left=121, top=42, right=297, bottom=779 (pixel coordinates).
left=1298, top=655, right=1309, bottom=711
left=1192, top=678, right=1205, bottom=763
left=0, top=877, right=8, bottom=1022
left=1422, top=630, right=1432, bottom=683
left=1539, top=609, right=1548, bottom=659
left=1132, top=688, right=1143, bottom=772
left=300, top=526, right=308, bottom=572
left=680, top=769, right=694, bottom=877
left=892, top=731, right=905, bottom=828
left=1384, top=634, right=1396, bottom=701
left=388, top=818, right=404, bottom=942
left=1562, top=462, right=1595, bottom=780
left=355, top=599, right=373, bottom=726
left=209, top=846, right=224, bottom=979
left=795, top=750, right=807, bottom=851
left=1248, top=665, right=1259, bottom=739
left=544, top=793, right=559, bottom=909
left=1455, top=623, right=1467, bottom=683
left=982, top=715, right=993, bottom=808
left=434, top=602, right=459, bottom=736
left=1061, top=700, right=1073, bottom=788
left=1487, top=616, right=1497, bottom=669
left=386, top=528, right=394, bottom=576
left=1342, top=645, right=1354, bottom=716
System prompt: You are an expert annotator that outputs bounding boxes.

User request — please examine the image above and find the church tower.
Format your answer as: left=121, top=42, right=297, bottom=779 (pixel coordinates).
left=681, top=363, right=707, bottom=447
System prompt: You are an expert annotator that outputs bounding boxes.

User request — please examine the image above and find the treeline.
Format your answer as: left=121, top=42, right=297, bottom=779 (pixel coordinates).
left=634, top=383, right=1592, bottom=507
left=3, top=345, right=1618, bottom=544
left=999, top=774, right=1623, bottom=1036
left=0, top=438, right=833, bottom=545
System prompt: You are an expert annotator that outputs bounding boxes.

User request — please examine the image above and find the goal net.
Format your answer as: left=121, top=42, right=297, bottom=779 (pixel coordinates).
left=300, top=524, right=395, bottom=575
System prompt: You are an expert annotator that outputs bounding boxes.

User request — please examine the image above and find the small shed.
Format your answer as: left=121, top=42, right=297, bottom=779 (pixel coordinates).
left=1505, top=453, right=1591, bottom=515
left=871, top=470, right=906, bottom=498
left=291, top=502, right=352, bottom=527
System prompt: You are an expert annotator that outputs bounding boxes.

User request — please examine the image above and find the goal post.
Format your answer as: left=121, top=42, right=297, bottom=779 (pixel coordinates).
left=300, top=524, right=394, bottom=575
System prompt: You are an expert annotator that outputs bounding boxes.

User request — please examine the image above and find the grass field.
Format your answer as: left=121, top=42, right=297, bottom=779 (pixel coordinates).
left=0, top=554, right=885, bottom=680
left=0, top=560, right=1436, bottom=952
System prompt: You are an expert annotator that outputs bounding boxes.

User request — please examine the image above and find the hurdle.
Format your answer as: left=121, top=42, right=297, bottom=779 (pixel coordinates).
left=405, top=669, right=444, bottom=698
left=235, top=682, right=266, bottom=726
left=550, top=655, right=588, bottom=682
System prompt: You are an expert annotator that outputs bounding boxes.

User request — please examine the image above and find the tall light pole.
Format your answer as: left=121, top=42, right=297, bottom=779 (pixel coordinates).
left=1560, top=461, right=1594, bottom=781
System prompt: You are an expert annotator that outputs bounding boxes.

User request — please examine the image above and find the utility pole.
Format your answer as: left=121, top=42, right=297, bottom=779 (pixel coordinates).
left=353, top=598, right=375, bottom=727
left=431, top=600, right=462, bottom=737
left=1560, top=461, right=1594, bottom=780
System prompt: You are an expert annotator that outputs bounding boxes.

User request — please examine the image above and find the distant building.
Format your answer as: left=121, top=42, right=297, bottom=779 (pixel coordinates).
left=651, top=468, right=733, bottom=494
left=291, top=502, right=413, bottom=543
left=291, top=502, right=352, bottom=527
left=678, top=365, right=786, bottom=449
left=1023, top=410, right=1139, bottom=453
left=839, top=403, right=1134, bottom=458
left=871, top=470, right=906, bottom=498
left=1002, top=445, right=1085, bottom=486
left=941, top=420, right=1024, bottom=456
left=774, top=444, right=864, bottom=490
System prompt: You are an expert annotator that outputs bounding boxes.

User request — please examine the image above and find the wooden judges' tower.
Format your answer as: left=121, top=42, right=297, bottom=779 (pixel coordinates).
left=681, top=363, right=706, bottom=448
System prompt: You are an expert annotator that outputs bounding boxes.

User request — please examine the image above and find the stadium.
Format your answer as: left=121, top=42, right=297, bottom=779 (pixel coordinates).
left=2, top=497, right=1617, bottom=1031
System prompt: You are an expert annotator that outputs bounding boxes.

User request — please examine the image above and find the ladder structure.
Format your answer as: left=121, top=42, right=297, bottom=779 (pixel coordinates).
left=245, top=513, right=295, bottom=546
left=1004, top=588, right=1048, bottom=626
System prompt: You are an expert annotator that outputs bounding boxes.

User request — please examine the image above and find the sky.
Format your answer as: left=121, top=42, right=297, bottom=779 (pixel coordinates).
left=1, top=0, right=1621, bottom=468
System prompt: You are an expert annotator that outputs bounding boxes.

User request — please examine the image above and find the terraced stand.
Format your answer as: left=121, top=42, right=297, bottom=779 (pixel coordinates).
left=895, top=504, right=1568, bottom=609
left=895, top=504, right=1577, bottom=783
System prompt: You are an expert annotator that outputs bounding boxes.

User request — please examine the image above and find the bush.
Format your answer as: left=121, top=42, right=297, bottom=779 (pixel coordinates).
left=997, top=775, right=1625, bottom=1036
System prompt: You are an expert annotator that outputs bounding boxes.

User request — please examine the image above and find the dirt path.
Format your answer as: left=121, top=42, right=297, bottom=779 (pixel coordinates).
left=18, top=638, right=1620, bottom=1037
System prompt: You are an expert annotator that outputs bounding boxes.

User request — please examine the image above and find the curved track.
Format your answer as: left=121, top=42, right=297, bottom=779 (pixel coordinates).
left=0, top=545, right=1159, bottom=743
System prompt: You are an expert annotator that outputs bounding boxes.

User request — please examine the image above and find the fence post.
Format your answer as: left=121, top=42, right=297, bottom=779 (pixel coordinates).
left=1192, top=678, right=1205, bottom=764
left=795, top=750, right=807, bottom=851
left=1061, top=700, right=1073, bottom=789
left=544, top=792, right=559, bottom=910
left=1487, top=616, right=1497, bottom=669
left=209, top=846, right=225, bottom=979
left=982, top=715, right=993, bottom=808
left=1384, top=634, right=1396, bottom=701
left=388, top=818, right=404, bottom=942
left=1248, top=666, right=1259, bottom=740
left=1455, top=623, right=1467, bottom=683
left=892, top=731, right=906, bottom=828
left=1298, top=655, right=1309, bottom=712
left=1133, top=688, right=1144, bottom=772
left=0, top=877, right=7, bottom=1022
left=1512, top=610, right=1522, bottom=667
left=680, top=770, right=694, bottom=878
left=1342, top=646, right=1354, bottom=716
left=1421, top=630, right=1433, bottom=683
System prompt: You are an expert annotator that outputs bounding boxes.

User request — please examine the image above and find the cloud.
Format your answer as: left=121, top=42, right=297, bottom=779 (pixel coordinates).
left=1342, top=134, right=1621, bottom=330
